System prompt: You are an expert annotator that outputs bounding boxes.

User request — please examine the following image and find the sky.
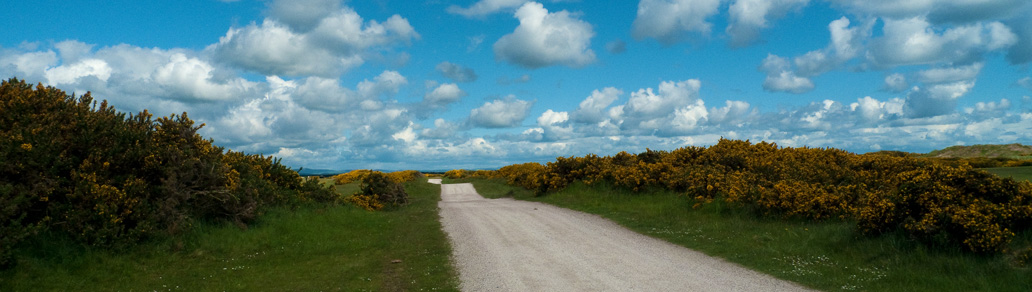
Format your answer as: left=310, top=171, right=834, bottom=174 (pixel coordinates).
left=3, top=0, right=1032, bottom=171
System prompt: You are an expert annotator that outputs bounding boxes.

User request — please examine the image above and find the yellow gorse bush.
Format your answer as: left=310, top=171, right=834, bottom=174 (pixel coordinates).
left=463, top=138, right=1032, bottom=254
left=0, top=78, right=335, bottom=267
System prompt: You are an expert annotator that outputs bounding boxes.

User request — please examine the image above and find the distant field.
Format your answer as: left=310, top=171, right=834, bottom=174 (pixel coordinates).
left=984, top=166, right=1032, bottom=182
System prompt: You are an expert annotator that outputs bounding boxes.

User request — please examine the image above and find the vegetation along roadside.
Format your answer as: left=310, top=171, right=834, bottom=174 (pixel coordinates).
left=446, top=140, right=1032, bottom=291
left=0, top=79, right=458, bottom=291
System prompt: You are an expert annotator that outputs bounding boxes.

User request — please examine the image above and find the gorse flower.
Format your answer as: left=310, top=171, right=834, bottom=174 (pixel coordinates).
left=458, top=138, right=1032, bottom=254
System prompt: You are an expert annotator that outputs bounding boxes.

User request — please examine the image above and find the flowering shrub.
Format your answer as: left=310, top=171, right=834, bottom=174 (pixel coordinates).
left=343, top=171, right=408, bottom=211
left=0, top=78, right=334, bottom=267
left=476, top=138, right=1032, bottom=254
left=332, top=169, right=373, bottom=184
left=387, top=170, right=423, bottom=183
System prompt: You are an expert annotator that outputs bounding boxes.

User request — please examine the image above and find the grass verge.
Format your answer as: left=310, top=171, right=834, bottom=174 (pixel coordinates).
left=0, top=179, right=458, bottom=291
left=454, top=177, right=1032, bottom=292
left=985, top=166, right=1032, bottom=182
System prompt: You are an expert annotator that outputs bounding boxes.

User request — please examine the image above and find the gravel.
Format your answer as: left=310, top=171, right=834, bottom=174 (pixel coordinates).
left=437, top=182, right=813, bottom=291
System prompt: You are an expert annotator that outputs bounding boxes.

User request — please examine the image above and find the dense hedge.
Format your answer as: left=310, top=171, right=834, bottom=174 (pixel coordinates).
left=0, top=78, right=334, bottom=267
left=472, top=139, right=1032, bottom=253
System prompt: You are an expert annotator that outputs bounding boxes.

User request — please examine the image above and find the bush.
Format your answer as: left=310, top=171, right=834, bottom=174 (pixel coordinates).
left=0, top=78, right=334, bottom=267
left=474, top=138, right=1032, bottom=254
left=345, top=171, right=409, bottom=211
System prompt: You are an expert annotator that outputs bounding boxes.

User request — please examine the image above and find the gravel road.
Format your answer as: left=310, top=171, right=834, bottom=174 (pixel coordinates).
left=434, top=180, right=813, bottom=291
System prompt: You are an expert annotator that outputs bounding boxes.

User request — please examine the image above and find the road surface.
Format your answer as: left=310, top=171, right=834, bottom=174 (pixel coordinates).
left=433, top=180, right=812, bottom=291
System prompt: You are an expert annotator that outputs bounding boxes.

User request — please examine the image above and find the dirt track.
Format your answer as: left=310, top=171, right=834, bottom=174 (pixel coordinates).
left=433, top=180, right=812, bottom=291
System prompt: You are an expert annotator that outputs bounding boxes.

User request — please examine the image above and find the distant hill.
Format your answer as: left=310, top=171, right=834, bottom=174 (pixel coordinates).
left=924, top=143, right=1032, bottom=159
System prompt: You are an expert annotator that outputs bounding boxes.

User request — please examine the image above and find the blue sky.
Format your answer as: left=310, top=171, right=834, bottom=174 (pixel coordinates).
left=3, top=0, right=1032, bottom=171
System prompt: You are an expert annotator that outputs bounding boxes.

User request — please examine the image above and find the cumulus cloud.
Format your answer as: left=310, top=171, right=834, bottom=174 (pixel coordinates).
left=868, top=17, right=1016, bottom=67
left=494, top=2, right=596, bottom=68
left=883, top=73, right=908, bottom=92
left=469, top=96, right=534, bottom=128
left=965, top=98, right=1011, bottom=118
left=151, top=53, right=259, bottom=102
left=759, top=54, right=814, bottom=93
left=357, top=70, right=408, bottom=98
left=208, top=7, right=417, bottom=77
left=424, top=83, right=467, bottom=105
left=916, top=62, right=983, bottom=84
left=436, top=61, right=478, bottom=82
left=726, top=0, right=809, bottom=47
left=572, top=87, right=622, bottom=124
left=537, top=109, right=568, bottom=126
left=618, top=79, right=707, bottom=133
left=44, top=58, right=112, bottom=85
left=903, top=81, right=975, bottom=118
left=850, top=96, right=904, bottom=123
left=707, top=100, right=754, bottom=125
left=447, top=0, right=528, bottom=17
left=292, top=77, right=359, bottom=113
left=632, top=0, right=722, bottom=44
left=266, top=0, right=341, bottom=32
left=830, top=0, right=1030, bottom=23
left=421, top=119, right=463, bottom=140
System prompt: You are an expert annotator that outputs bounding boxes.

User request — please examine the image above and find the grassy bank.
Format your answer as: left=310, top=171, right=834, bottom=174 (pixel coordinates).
left=451, top=177, right=1032, bottom=291
left=0, top=179, right=458, bottom=291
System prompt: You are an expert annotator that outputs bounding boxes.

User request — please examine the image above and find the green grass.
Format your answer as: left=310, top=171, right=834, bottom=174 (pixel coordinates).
left=0, top=179, right=458, bottom=291
left=457, top=177, right=1032, bottom=292
left=985, top=166, right=1032, bottom=182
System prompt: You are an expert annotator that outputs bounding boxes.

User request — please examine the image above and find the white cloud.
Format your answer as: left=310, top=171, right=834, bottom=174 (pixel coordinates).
left=965, top=98, right=1011, bottom=117
left=0, top=50, right=57, bottom=81
left=436, top=61, right=478, bottom=82
left=209, top=20, right=344, bottom=76
left=266, top=0, right=341, bottom=32
left=726, top=0, right=809, bottom=47
left=44, top=59, right=112, bottom=85
left=916, top=62, right=983, bottom=84
left=447, top=0, right=528, bottom=17
left=469, top=96, right=534, bottom=128
left=54, top=40, right=95, bottom=64
left=903, top=81, right=975, bottom=118
left=883, top=73, right=908, bottom=92
left=850, top=96, right=904, bottom=123
left=618, top=79, right=705, bottom=132
left=670, top=100, right=709, bottom=132
left=632, top=0, right=722, bottom=44
left=537, top=109, right=569, bottom=126
left=309, top=9, right=419, bottom=54
left=759, top=54, right=814, bottom=93
left=425, top=83, right=467, bottom=105
left=494, top=2, right=596, bottom=68
left=152, top=53, right=258, bottom=102
left=869, top=17, right=1016, bottom=67
left=357, top=70, right=408, bottom=98
left=421, top=119, right=462, bottom=140
left=708, top=100, right=753, bottom=125
left=572, top=87, right=622, bottom=123
left=831, top=0, right=1030, bottom=23
left=292, top=77, right=359, bottom=113
left=209, top=7, right=417, bottom=77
